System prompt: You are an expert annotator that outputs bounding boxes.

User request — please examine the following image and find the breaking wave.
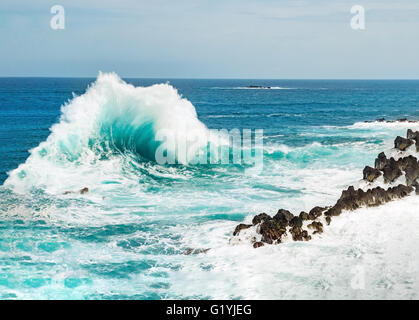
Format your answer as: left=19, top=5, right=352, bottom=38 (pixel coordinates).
left=5, top=72, right=212, bottom=193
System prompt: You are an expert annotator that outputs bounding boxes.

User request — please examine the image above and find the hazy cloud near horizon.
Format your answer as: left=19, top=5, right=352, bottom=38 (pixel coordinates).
left=1, top=0, right=418, bottom=78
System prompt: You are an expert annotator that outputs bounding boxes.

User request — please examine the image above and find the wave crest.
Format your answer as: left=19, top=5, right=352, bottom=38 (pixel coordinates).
left=5, top=72, right=209, bottom=193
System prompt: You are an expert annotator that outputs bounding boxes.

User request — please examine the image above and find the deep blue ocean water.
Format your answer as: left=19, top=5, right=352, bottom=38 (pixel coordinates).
left=0, top=76, right=418, bottom=299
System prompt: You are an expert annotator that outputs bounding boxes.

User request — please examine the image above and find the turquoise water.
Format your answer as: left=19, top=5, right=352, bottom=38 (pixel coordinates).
left=0, top=74, right=418, bottom=299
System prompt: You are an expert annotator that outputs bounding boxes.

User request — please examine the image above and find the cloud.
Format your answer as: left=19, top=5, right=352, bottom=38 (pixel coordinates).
left=0, top=0, right=418, bottom=78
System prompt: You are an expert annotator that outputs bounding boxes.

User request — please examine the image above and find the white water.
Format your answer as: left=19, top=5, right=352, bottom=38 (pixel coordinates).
left=173, top=195, right=419, bottom=299
left=2, top=74, right=418, bottom=299
left=5, top=72, right=211, bottom=194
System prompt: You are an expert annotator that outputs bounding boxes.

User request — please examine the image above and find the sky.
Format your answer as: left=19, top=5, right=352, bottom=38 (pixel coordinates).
left=1, top=0, right=418, bottom=79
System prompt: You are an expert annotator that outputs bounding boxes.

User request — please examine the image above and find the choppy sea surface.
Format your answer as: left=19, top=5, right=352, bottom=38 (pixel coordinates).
left=0, top=74, right=418, bottom=299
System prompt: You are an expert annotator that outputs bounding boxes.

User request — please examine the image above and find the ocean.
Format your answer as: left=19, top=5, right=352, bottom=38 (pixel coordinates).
left=0, top=74, right=418, bottom=299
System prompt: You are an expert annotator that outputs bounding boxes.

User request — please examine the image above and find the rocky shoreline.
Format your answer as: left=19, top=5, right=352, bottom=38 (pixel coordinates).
left=232, top=125, right=419, bottom=248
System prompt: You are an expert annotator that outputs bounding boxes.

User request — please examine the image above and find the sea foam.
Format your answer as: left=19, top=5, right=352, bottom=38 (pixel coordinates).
left=5, top=72, right=210, bottom=193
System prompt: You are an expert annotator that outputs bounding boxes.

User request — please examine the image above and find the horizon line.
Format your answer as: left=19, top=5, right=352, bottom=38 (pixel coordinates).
left=0, top=76, right=419, bottom=81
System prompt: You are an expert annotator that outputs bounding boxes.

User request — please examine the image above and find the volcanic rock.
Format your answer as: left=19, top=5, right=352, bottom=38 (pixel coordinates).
left=299, top=211, right=310, bottom=221
left=290, top=226, right=304, bottom=241
left=289, top=216, right=303, bottom=228
left=407, top=129, right=419, bottom=140
left=308, top=221, right=324, bottom=234
left=324, top=184, right=414, bottom=217
left=405, top=163, right=419, bottom=186
left=233, top=223, right=252, bottom=236
left=325, top=216, right=331, bottom=225
left=232, top=130, right=418, bottom=248
left=375, top=152, right=388, bottom=170
left=363, top=166, right=382, bottom=182
left=382, top=162, right=403, bottom=183
left=252, top=213, right=271, bottom=225
left=253, top=241, right=264, bottom=248
left=259, top=219, right=287, bottom=244
left=394, top=136, right=413, bottom=151
left=308, top=206, right=327, bottom=220
left=273, top=209, right=294, bottom=224
left=407, top=129, right=419, bottom=151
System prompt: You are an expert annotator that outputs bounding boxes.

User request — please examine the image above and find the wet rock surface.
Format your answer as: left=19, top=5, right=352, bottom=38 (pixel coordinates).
left=407, top=129, right=419, bottom=151
left=233, top=223, right=252, bottom=236
left=289, top=216, right=303, bottom=228
left=324, top=184, right=413, bottom=217
left=308, top=206, right=328, bottom=220
left=407, top=129, right=419, bottom=140
left=259, top=218, right=287, bottom=244
left=371, top=131, right=419, bottom=186
left=375, top=152, right=388, bottom=170
left=395, top=136, right=414, bottom=151
left=307, top=221, right=324, bottom=234
left=290, top=226, right=311, bottom=241
left=273, top=209, right=294, bottom=223
left=299, top=211, right=309, bottom=221
left=253, top=241, right=264, bottom=248
left=405, top=162, right=419, bottom=186
left=232, top=129, right=419, bottom=248
left=252, top=213, right=271, bottom=225
left=363, top=166, right=382, bottom=182
left=382, top=161, right=403, bottom=183
left=372, top=152, right=419, bottom=185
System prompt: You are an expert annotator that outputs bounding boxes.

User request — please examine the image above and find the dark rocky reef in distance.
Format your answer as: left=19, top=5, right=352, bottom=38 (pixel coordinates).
left=364, top=118, right=418, bottom=124
left=245, top=85, right=272, bottom=89
left=232, top=128, right=419, bottom=248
